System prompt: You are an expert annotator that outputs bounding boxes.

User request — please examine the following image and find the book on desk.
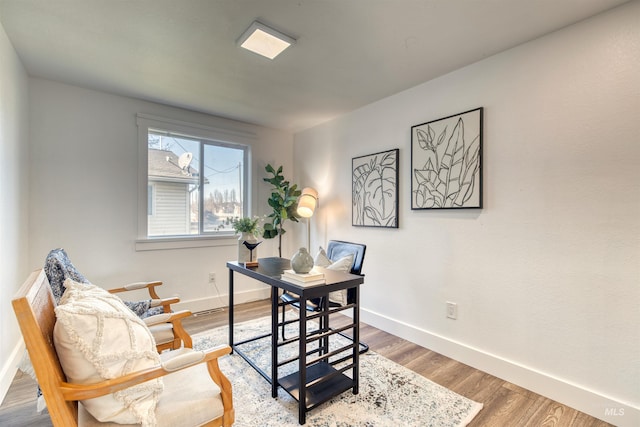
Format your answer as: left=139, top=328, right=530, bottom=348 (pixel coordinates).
left=280, top=269, right=326, bottom=286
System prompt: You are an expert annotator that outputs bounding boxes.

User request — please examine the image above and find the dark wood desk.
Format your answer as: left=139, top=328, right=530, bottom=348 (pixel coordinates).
left=227, top=257, right=364, bottom=424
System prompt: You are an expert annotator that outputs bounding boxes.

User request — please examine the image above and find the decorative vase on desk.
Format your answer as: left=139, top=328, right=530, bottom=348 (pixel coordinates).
left=291, top=247, right=314, bottom=274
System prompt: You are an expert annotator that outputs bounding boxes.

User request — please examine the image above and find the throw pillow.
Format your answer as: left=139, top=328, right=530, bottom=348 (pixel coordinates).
left=54, top=278, right=163, bottom=426
left=314, top=246, right=332, bottom=267
left=314, top=247, right=354, bottom=305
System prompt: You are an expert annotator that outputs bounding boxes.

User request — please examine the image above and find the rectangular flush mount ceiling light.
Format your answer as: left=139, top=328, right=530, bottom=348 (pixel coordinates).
left=237, top=20, right=295, bottom=60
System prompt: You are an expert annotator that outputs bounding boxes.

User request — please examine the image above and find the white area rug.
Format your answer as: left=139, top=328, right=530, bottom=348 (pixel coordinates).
left=194, top=316, right=482, bottom=427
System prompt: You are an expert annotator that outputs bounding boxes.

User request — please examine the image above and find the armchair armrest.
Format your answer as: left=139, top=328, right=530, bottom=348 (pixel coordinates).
left=150, top=297, right=180, bottom=310
left=162, top=349, right=206, bottom=371
left=124, top=281, right=163, bottom=291
left=59, top=345, right=232, bottom=401
left=108, top=281, right=178, bottom=313
left=143, top=310, right=191, bottom=327
left=109, top=281, right=163, bottom=298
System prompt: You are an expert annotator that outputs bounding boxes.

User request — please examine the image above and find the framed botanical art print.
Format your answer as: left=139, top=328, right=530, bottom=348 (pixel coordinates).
left=352, top=148, right=399, bottom=228
left=411, top=107, right=483, bottom=209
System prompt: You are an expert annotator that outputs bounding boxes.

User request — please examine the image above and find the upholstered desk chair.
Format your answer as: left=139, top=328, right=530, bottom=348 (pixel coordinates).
left=12, top=269, right=234, bottom=427
left=280, top=240, right=369, bottom=353
left=45, top=248, right=192, bottom=352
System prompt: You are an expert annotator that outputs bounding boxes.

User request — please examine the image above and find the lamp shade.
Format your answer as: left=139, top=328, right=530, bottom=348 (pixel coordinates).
left=297, top=187, right=318, bottom=218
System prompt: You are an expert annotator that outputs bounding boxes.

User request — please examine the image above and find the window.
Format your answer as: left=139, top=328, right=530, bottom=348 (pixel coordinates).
left=137, top=114, right=253, bottom=241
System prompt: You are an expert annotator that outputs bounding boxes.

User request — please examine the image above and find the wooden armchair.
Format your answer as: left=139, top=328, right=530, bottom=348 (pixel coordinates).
left=45, top=248, right=192, bottom=352
left=12, top=269, right=234, bottom=426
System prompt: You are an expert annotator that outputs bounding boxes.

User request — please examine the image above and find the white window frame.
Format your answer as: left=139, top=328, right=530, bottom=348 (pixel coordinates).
left=136, top=113, right=255, bottom=251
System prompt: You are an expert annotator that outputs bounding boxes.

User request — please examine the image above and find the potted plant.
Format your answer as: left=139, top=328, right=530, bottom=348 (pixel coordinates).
left=232, top=216, right=261, bottom=236
left=232, top=216, right=262, bottom=263
left=262, top=164, right=301, bottom=257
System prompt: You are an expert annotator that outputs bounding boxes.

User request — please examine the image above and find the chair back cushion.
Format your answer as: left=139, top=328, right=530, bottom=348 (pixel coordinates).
left=326, top=240, right=367, bottom=275
left=54, top=278, right=163, bottom=426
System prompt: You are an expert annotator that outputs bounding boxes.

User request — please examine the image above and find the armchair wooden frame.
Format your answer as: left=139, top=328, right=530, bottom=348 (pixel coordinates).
left=108, top=281, right=193, bottom=352
left=45, top=248, right=193, bottom=352
left=12, top=269, right=234, bottom=427
left=108, top=280, right=178, bottom=313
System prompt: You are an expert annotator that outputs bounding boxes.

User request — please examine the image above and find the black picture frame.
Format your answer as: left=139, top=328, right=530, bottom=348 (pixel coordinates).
left=352, top=148, right=399, bottom=228
left=411, top=107, right=483, bottom=210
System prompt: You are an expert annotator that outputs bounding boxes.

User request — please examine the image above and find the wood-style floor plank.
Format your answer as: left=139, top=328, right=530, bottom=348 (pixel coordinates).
left=0, top=299, right=612, bottom=426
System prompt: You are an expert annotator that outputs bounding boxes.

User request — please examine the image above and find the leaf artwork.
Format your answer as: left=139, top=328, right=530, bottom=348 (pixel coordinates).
left=412, top=108, right=482, bottom=209
left=352, top=149, right=399, bottom=228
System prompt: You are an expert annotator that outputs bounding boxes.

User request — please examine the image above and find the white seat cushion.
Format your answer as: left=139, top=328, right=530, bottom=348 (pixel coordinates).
left=79, top=348, right=225, bottom=426
left=148, top=323, right=175, bottom=345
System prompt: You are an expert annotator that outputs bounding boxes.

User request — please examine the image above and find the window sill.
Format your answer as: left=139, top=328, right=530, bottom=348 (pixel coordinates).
left=135, top=234, right=238, bottom=251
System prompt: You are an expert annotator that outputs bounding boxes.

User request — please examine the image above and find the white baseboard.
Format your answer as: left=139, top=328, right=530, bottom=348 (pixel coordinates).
left=173, top=287, right=270, bottom=315
left=361, top=308, right=639, bottom=427
left=0, top=340, right=26, bottom=406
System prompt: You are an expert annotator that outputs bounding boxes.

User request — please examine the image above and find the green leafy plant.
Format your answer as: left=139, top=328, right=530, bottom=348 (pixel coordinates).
left=262, top=164, right=301, bottom=257
left=231, top=216, right=262, bottom=237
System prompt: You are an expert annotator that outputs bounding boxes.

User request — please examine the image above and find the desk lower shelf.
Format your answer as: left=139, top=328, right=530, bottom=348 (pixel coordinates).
left=278, top=362, right=354, bottom=409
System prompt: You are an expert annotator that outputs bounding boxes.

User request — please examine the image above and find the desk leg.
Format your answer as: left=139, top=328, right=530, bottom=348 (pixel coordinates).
left=228, top=269, right=234, bottom=353
left=271, top=288, right=278, bottom=398
left=299, top=297, right=307, bottom=425
left=353, top=285, right=360, bottom=395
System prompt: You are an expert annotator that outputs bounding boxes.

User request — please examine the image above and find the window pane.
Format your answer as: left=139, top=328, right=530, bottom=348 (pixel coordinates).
left=148, top=133, right=200, bottom=237
left=148, top=185, right=154, bottom=215
left=147, top=129, right=247, bottom=237
left=203, top=143, right=245, bottom=233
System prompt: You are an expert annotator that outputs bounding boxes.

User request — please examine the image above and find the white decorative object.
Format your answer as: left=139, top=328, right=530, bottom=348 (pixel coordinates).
left=238, top=232, right=258, bottom=263
left=54, top=278, right=162, bottom=426
left=314, top=246, right=355, bottom=305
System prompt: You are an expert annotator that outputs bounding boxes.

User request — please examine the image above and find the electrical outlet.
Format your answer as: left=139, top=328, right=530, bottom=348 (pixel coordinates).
left=208, top=272, right=216, bottom=285
left=446, top=302, right=458, bottom=320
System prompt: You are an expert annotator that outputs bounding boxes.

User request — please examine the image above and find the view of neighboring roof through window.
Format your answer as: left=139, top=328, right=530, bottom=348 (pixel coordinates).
left=147, top=131, right=247, bottom=237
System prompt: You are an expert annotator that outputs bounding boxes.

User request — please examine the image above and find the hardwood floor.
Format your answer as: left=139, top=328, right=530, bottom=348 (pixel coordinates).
left=0, top=299, right=612, bottom=426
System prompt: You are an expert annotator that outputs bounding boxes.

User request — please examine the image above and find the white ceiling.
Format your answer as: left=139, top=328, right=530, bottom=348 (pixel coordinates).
left=0, top=0, right=629, bottom=132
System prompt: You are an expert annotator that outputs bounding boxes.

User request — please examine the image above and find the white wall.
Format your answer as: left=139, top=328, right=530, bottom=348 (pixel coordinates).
left=294, top=3, right=639, bottom=426
left=0, top=23, right=30, bottom=400
left=26, top=78, right=297, bottom=313
left=1, top=70, right=301, bottom=403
